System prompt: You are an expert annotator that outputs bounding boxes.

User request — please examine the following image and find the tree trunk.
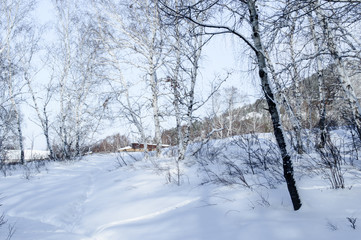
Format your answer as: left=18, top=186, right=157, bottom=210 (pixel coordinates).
left=7, top=69, right=24, bottom=164
left=171, top=77, right=186, bottom=161
left=184, top=39, right=201, bottom=150
left=308, top=12, right=328, bottom=148
left=248, top=0, right=302, bottom=211
left=150, top=69, right=162, bottom=156
left=16, top=112, right=25, bottom=164
left=172, top=7, right=186, bottom=161
left=25, top=73, right=55, bottom=159
left=264, top=50, right=304, bottom=155
left=44, top=119, right=54, bottom=159
left=316, top=1, right=361, bottom=139
left=288, top=16, right=304, bottom=154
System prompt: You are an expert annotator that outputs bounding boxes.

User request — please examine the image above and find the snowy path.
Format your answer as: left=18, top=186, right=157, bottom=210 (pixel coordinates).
left=1, top=153, right=361, bottom=240
left=0, top=155, right=240, bottom=240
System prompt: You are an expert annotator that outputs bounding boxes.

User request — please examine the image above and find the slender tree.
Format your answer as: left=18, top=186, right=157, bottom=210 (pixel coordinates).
left=160, top=0, right=302, bottom=210
left=95, top=0, right=167, bottom=156
left=163, top=0, right=207, bottom=161
left=1, top=0, right=37, bottom=164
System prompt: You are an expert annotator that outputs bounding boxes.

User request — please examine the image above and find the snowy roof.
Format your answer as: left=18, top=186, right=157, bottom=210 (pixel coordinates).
left=118, top=146, right=132, bottom=151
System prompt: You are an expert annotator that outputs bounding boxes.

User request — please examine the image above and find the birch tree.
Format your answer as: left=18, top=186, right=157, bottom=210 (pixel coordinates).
left=162, top=0, right=207, bottom=161
left=160, top=0, right=302, bottom=210
left=50, top=0, right=74, bottom=159
left=50, top=0, right=106, bottom=159
left=94, top=6, right=149, bottom=149
left=0, top=0, right=37, bottom=164
left=285, top=0, right=361, bottom=145
left=307, top=8, right=329, bottom=148
left=264, top=4, right=310, bottom=153
left=283, top=12, right=305, bottom=154
left=94, top=0, right=168, bottom=156
left=0, top=58, right=17, bottom=164
left=20, top=24, right=56, bottom=159
left=314, top=0, right=361, bottom=139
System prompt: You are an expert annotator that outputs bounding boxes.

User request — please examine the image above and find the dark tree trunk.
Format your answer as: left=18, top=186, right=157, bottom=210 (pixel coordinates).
left=248, top=0, right=302, bottom=211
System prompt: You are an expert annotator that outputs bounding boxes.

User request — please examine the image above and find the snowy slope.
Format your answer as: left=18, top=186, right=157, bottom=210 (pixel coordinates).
left=0, top=151, right=360, bottom=240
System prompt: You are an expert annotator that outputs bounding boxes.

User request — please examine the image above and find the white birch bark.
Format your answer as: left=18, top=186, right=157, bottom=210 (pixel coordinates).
left=184, top=25, right=203, bottom=148
left=55, top=1, right=72, bottom=159
left=315, top=1, right=361, bottom=137
left=148, top=2, right=163, bottom=156
left=172, top=0, right=185, bottom=161
left=264, top=50, right=303, bottom=154
left=288, top=15, right=304, bottom=154
left=307, top=11, right=328, bottom=148
left=3, top=0, right=24, bottom=164
left=25, top=73, right=54, bottom=159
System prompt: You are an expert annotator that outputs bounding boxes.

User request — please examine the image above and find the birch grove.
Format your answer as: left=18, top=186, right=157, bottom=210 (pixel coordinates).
left=0, top=0, right=360, bottom=211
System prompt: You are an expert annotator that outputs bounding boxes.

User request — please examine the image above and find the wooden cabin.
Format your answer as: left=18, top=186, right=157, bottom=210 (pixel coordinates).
left=118, top=143, right=169, bottom=152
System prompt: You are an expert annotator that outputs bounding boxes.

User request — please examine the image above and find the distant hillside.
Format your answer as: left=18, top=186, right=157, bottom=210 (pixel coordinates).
left=161, top=63, right=361, bottom=146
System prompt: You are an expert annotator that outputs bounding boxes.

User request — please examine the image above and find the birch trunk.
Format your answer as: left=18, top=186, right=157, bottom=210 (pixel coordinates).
left=7, top=80, right=24, bottom=164
left=265, top=50, right=303, bottom=154
left=149, top=1, right=162, bottom=157
left=6, top=53, right=24, bottom=164
left=15, top=107, right=24, bottom=164
left=43, top=107, right=53, bottom=159
left=288, top=16, right=304, bottom=154
left=184, top=67, right=196, bottom=147
left=57, top=3, right=72, bottom=160
left=170, top=3, right=204, bottom=161
left=172, top=78, right=185, bottom=161
left=3, top=0, right=24, bottom=164
left=25, top=74, right=54, bottom=159
left=171, top=77, right=184, bottom=160
left=75, top=104, right=81, bottom=157
left=184, top=34, right=202, bottom=149
left=248, top=0, right=301, bottom=210
left=172, top=3, right=185, bottom=161
left=307, top=11, right=328, bottom=148
left=149, top=65, right=162, bottom=156
left=59, top=64, right=70, bottom=159
left=316, top=1, right=361, bottom=138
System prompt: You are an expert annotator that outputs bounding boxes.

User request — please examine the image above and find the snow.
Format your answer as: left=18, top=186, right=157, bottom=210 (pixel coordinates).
left=117, top=146, right=132, bottom=151
left=1, top=145, right=361, bottom=239
left=242, top=111, right=263, bottom=120
left=5, top=150, right=50, bottom=163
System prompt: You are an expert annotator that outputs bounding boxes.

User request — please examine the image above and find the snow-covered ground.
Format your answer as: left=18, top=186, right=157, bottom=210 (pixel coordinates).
left=0, top=148, right=360, bottom=240
left=5, top=150, right=50, bottom=163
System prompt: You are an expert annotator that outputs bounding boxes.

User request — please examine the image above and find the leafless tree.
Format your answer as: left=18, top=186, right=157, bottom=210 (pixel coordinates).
left=94, top=0, right=168, bottom=156
left=162, top=1, right=207, bottom=161
left=49, top=0, right=107, bottom=159
left=93, top=7, right=149, bottom=149
left=314, top=1, right=361, bottom=139
left=279, top=1, right=361, bottom=147
left=160, top=0, right=302, bottom=210
left=0, top=0, right=37, bottom=164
